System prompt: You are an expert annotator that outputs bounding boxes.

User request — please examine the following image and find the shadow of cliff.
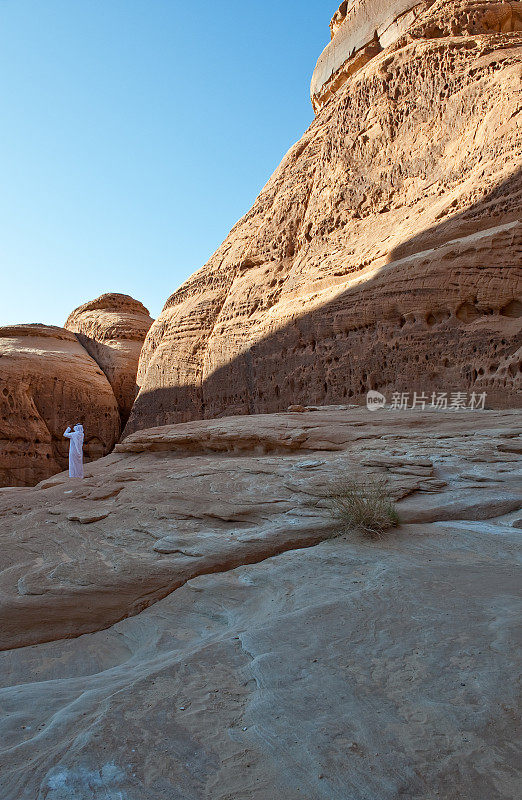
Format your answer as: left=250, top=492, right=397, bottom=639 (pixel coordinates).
left=126, top=168, right=522, bottom=434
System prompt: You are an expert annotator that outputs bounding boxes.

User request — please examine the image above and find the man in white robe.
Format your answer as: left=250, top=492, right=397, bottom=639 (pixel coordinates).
left=63, top=424, right=84, bottom=478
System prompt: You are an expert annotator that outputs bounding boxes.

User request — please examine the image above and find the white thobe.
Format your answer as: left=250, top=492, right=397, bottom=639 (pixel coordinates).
left=63, top=426, right=84, bottom=478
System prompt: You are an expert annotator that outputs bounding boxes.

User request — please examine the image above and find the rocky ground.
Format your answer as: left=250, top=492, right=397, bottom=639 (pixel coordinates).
left=0, top=407, right=520, bottom=799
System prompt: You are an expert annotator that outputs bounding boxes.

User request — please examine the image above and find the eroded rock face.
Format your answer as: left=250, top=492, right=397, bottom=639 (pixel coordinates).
left=0, top=408, right=520, bottom=798
left=126, top=2, right=521, bottom=434
left=312, top=1, right=425, bottom=113
left=312, top=1, right=522, bottom=112
left=0, top=324, right=120, bottom=487
left=65, top=293, right=153, bottom=424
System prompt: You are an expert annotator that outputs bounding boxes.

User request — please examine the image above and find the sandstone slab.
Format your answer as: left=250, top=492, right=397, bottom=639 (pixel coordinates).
left=0, top=519, right=520, bottom=799
left=0, top=407, right=520, bottom=797
left=0, top=407, right=520, bottom=651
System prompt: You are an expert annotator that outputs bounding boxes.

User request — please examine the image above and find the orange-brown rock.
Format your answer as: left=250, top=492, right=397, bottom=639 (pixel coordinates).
left=65, top=293, right=153, bottom=424
left=313, top=1, right=426, bottom=113
left=312, top=1, right=522, bottom=113
left=0, top=324, right=120, bottom=487
left=126, top=0, right=522, bottom=435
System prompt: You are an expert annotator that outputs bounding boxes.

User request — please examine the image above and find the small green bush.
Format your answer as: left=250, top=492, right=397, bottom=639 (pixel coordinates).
left=326, top=476, right=400, bottom=539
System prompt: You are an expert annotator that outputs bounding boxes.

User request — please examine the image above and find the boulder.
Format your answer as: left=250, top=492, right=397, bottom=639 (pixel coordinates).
left=65, top=293, right=153, bottom=424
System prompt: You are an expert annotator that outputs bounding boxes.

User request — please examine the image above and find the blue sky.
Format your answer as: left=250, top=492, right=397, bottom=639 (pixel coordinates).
left=0, top=0, right=330, bottom=326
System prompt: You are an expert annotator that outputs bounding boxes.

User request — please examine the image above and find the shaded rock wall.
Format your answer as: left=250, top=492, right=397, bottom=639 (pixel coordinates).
left=65, top=293, right=153, bottom=424
left=126, top=1, right=521, bottom=434
left=0, top=325, right=120, bottom=487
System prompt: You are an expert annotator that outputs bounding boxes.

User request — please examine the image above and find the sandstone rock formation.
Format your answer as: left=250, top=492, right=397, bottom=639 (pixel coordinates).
left=0, top=407, right=520, bottom=798
left=312, top=0, right=426, bottom=113
left=65, top=293, right=153, bottom=424
left=312, top=1, right=522, bottom=112
left=1, top=405, right=520, bottom=649
left=0, top=294, right=151, bottom=488
left=0, top=324, right=120, bottom=487
left=126, top=0, right=522, bottom=435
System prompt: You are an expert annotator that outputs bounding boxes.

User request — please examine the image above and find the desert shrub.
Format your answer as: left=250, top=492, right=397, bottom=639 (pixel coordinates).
left=326, top=476, right=400, bottom=538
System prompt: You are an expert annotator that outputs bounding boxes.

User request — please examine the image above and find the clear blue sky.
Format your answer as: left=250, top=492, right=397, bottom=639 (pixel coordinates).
left=0, top=0, right=331, bottom=326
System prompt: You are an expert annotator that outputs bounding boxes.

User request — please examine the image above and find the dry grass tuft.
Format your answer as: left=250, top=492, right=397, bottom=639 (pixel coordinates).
left=326, top=476, right=400, bottom=538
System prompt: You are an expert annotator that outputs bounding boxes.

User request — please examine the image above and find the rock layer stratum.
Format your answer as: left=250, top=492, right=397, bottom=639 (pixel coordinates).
left=126, top=0, right=521, bottom=434
left=311, top=1, right=522, bottom=112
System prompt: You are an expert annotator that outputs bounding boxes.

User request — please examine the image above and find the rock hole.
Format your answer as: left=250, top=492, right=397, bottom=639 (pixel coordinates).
left=500, top=299, right=522, bottom=318
left=455, top=302, right=481, bottom=323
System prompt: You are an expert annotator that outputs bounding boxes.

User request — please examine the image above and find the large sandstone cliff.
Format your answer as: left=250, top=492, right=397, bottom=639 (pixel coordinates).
left=65, top=293, right=153, bottom=424
left=126, top=0, right=522, bottom=434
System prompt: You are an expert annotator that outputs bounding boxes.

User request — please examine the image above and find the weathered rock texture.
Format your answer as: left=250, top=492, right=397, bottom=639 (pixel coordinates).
left=312, top=1, right=522, bottom=112
left=312, top=1, right=426, bottom=113
left=1, top=406, right=520, bottom=650
left=126, top=0, right=522, bottom=435
left=65, top=293, right=153, bottom=424
left=0, top=324, right=120, bottom=487
left=0, top=407, right=520, bottom=798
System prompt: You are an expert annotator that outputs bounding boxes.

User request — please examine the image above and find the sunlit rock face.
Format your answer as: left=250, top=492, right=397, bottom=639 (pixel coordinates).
left=312, top=1, right=522, bottom=112
left=65, top=293, right=153, bottom=425
left=125, top=0, right=521, bottom=435
left=0, top=324, right=120, bottom=487
left=311, top=1, right=425, bottom=113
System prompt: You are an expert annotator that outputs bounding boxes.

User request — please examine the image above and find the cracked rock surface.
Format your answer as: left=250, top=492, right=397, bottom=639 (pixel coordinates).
left=0, top=407, right=520, bottom=798
left=1, top=407, right=520, bottom=651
